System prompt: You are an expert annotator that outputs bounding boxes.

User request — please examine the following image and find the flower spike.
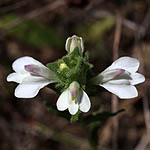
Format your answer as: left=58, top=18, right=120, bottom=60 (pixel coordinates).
left=7, top=35, right=146, bottom=117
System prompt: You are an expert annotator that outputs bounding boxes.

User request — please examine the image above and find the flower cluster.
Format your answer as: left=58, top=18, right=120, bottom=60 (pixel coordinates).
left=7, top=35, right=145, bottom=115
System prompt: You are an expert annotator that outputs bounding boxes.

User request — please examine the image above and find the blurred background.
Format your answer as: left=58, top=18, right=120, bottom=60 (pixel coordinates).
left=0, top=0, right=150, bottom=150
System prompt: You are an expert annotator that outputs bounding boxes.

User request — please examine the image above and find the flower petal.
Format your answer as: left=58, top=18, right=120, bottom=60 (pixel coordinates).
left=15, top=76, right=51, bottom=98
left=100, top=69, right=127, bottom=83
left=24, top=64, right=57, bottom=81
left=7, top=73, right=29, bottom=83
left=12, top=56, right=45, bottom=73
left=104, top=79, right=130, bottom=85
left=105, top=57, right=139, bottom=73
left=79, top=90, right=91, bottom=112
left=56, top=90, right=70, bottom=111
left=68, top=102, right=79, bottom=115
left=100, top=83, right=138, bottom=99
left=130, top=73, right=145, bottom=85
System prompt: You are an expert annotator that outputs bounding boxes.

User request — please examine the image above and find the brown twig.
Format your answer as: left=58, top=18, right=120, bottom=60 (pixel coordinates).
left=93, top=11, right=139, bottom=31
left=135, top=133, right=150, bottom=150
left=33, top=121, right=91, bottom=150
left=100, top=96, right=142, bottom=147
left=0, top=0, right=33, bottom=14
left=135, top=48, right=150, bottom=150
left=134, top=8, right=150, bottom=150
left=16, top=120, right=91, bottom=150
left=112, top=12, right=122, bottom=150
left=1, top=0, right=66, bottom=30
left=138, top=8, right=150, bottom=140
left=136, top=8, right=150, bottom=41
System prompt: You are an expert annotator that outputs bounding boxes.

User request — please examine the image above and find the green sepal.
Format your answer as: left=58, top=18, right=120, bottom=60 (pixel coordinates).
left=70, top=110, right=81, bottom=123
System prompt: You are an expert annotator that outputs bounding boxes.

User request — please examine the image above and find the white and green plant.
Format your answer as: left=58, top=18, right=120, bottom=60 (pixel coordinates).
left=7, top=35, right=145, bottom=121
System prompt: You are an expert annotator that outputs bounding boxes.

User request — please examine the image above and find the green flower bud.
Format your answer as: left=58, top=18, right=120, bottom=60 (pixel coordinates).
left=65, top=35, right=84, bottom=54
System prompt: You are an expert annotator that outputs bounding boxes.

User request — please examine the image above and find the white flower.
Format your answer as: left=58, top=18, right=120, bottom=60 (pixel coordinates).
left=56, top=81, right=91, bottom=115
left=7, top=56, right=59, bottom=98
left=91, top=57, right=145, bottom=99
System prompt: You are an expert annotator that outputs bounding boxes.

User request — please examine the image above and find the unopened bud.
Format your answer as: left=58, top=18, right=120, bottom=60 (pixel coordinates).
left=65, top=35, right=84, bottom=54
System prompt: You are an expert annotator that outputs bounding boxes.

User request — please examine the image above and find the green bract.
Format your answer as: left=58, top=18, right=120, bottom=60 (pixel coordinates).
left=47, top=47, right=93, bottom=93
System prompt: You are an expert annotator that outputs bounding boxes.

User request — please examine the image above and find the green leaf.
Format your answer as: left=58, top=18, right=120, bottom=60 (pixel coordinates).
left=85, top=109, right=124, bottom=149
left=47, top=48, right=93, bottom=93
left=0, top=14, right=64, bottom=48
left=88, top=122, right=100, bottom=150
left=83, top=109, right=125, bottom=125
left=77, top=16, right=115, bottom=42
